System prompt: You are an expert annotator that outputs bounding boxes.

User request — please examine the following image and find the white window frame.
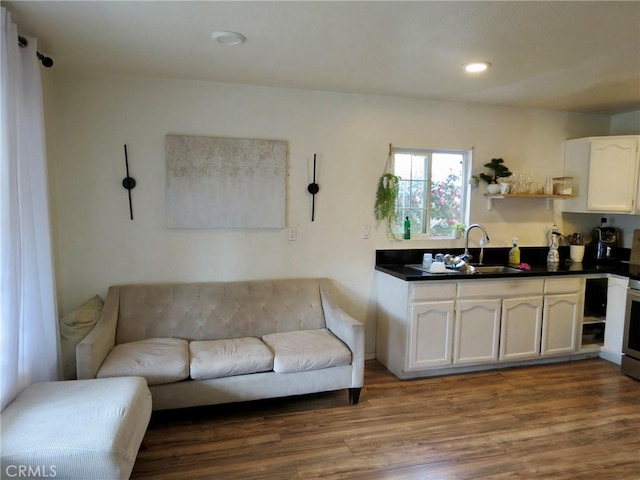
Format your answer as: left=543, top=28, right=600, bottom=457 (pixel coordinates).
left=392, top=146, right=471, bottom=240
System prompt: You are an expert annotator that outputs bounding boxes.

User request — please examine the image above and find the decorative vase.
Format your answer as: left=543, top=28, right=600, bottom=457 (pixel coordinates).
left=487, top=183, right=501, bottom=194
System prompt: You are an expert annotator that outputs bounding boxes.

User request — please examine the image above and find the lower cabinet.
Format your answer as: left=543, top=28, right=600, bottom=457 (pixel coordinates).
left=453, top=299, right=501, bottom=365
left=541, top=293, right=580, bottom=356
left=408, top=301, right=454, bottom=369
left=500, top=297, right=544, bottom=361
left=376, top=273, right=585, bottom=379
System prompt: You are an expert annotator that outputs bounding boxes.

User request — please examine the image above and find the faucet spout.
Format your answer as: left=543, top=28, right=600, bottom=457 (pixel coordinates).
left=464, top=223, right=490, bottom=264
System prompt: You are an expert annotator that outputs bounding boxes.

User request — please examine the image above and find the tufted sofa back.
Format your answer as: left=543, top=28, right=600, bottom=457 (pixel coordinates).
left=115, top=279, right=326, bottom=344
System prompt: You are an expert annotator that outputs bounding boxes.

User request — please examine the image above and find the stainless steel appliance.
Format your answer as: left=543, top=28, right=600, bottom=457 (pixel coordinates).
left=592, top=225, right=621, bottom=260
left=621, top=278, right=640, bottom=380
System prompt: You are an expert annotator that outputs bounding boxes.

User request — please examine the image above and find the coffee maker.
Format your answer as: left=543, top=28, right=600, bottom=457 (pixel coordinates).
left=593, top=218, right=620, bottom=260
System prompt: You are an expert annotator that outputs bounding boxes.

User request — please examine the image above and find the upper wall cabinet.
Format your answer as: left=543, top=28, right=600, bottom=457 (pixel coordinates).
left=562, top=135, right=639, bottom=215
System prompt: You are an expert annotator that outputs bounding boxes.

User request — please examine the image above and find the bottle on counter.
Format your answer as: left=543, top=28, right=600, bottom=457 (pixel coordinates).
left=508, top=238, right=520, bottom=266
left=547, top=224, right=561, bottom=265
left=403, top=216, right=411, bottom=240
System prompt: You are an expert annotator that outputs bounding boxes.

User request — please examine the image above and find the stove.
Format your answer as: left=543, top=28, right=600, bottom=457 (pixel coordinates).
left=621, top=276, right=640, bottom=380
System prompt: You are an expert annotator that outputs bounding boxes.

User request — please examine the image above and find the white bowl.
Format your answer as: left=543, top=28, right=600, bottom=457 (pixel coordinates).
left=429, top=262, right=446, bottom=273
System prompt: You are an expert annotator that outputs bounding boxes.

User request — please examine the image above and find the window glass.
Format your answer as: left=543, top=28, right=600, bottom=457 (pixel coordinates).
left=393, top=148, right=469, bottom=237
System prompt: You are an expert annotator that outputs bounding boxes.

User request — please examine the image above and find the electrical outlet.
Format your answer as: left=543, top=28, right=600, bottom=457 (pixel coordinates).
left=363, top=224, right=371, bottom=239
left=287, top=227, right=297, bottom=241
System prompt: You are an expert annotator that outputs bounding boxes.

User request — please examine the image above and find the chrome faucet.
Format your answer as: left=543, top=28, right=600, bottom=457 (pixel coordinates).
left=463, top=223, right=490, bottom=264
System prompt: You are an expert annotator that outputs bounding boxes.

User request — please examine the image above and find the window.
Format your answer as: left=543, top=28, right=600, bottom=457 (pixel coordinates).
left=393, top=147, right=470, bottom=237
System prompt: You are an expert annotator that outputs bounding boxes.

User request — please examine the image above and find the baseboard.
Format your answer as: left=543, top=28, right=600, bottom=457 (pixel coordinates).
left=599, top=350, right=622, bottom=365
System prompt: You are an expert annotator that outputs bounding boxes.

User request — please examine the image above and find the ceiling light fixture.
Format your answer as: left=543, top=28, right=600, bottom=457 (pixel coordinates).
left=464, top=62, right=490, bottom=73
left=211, top=31, right=246, bottom=45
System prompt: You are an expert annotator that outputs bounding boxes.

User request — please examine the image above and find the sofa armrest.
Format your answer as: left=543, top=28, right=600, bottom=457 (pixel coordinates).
left=76, top=286, right=119, bottom=379
left=319, top=279, right=364, bottom=388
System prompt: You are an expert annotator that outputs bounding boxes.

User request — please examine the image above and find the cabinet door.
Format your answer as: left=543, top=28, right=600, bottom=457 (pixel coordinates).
left=408, top=301, right=454, bottom=370
left=454, top=299, right=501, bottom=365
left=602, top=277, right=629, bottom=361
left=587, top=137, right=638, bottom=212
left=541, top=293, right=580, bottom=356
left=500, top=296, right=543, bottom=361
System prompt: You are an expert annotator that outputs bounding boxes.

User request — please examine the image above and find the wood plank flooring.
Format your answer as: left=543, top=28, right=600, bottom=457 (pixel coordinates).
left=131, top=359, right=640, bottom=479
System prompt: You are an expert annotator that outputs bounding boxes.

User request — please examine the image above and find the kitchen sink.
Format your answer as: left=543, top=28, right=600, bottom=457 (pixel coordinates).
left=406, top=264, right=525, bottom=275
left=406, top=264, right=459, bottom=274
left=473, top=265, right=524, bottom=274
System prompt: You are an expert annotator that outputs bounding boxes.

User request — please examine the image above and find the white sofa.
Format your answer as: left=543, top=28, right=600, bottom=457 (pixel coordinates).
left=76, top=278, right=364, bottom=410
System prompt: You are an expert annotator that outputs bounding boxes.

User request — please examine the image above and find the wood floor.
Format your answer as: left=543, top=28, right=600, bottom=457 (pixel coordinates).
left=131, top=359, right=640, bottom=480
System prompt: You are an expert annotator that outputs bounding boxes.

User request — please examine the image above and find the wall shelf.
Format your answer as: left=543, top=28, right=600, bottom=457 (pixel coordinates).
left=483, top=193, right=574, bottom=211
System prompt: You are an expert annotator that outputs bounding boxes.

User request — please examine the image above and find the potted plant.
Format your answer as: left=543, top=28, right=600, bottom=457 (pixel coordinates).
left=452, top=223, right=466, bottom=239
left=479, top=158, right=513, bottom=193
left=374, top=172, right=400, bottom=240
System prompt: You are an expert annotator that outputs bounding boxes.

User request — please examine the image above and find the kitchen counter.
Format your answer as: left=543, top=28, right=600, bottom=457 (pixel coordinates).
left=375, top=247, right=638, bottom=281
left=375, top=246, right=635, bottom=380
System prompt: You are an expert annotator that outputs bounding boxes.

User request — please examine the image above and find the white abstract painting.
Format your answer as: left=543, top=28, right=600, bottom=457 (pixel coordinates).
left=166, top=135, right=287, bottom=229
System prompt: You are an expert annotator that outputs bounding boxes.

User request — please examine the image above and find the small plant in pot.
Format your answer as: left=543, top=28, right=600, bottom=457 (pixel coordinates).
left=452, top=223, right=466, bottom=239
left=479, top=158, right=513, bottom=193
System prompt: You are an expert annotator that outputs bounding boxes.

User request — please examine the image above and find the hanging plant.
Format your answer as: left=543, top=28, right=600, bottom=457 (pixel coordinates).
left=374, top=145, right=401, bottom=240
left=374, top=173, right=400, bottom=223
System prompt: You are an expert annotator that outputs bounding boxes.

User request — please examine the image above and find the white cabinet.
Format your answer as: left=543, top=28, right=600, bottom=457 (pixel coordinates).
left=409, top=301, right=455, bottom=369
left=541, top=277, right=583, bottom=356
left=563, top=135, right=639, bottom=214
left=601, top=276, right=630, bottom=363
left=588, top=137, right=639, bottom=212
left=542, top=294, right=580, bottom=356
left=376, top=273, right=585, bottom=379
left=453, top=299, right=501, bottom=365
left=407, top=282, right=457, bottom=370
left=500, top=297, right=543, bottom=361
left=375, top=275, right=457, bottom=378
left=457, top=279, right=544, bottom=363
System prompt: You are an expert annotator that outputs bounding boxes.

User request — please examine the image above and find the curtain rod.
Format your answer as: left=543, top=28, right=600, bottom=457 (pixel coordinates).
left=18, top=35, right=54, bottom=68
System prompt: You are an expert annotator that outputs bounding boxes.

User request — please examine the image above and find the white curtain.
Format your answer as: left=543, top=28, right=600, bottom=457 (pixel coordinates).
left=1, top=7, right=60, bottom=411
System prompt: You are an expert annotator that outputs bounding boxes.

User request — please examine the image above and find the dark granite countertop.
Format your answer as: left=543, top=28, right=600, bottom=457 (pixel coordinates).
left=376, top=247, right=639, bottom=282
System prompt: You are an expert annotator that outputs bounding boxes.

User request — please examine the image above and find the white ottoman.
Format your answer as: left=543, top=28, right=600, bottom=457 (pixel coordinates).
left=1, top=377, right=152, bottom=480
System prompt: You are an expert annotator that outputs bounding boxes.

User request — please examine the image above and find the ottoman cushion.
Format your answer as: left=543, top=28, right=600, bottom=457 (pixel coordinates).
left=0, top=377, right=152, bottom=480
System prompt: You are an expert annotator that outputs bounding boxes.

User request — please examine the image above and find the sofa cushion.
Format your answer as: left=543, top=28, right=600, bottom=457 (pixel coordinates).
left=97, top=338, right=189, bottom=385
left=262, top=329, right=352, bottom=373
left=189, top=337, right=274, bottom=380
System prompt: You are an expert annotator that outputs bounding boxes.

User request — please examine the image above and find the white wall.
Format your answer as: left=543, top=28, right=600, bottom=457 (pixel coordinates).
left=610, top=110, right=640, bottom=136
left=44, top=72, right=611, bottom=355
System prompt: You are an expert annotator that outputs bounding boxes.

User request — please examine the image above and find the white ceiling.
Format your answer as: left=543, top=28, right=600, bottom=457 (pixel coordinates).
left=5, top=0, right=640, bottom=114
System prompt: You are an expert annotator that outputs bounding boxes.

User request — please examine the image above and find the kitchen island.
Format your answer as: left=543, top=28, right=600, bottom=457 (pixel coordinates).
left=375, top=247, right=636, bottom=379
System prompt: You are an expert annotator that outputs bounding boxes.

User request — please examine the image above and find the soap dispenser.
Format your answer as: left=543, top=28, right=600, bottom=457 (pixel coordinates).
left=508, top=238, right=520, bottom=266
left=547, top=224, right=561, bottom=266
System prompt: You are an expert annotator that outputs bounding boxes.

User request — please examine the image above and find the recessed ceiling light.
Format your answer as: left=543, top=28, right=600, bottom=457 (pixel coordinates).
left=211, top=31, right=246, bottom=45
left=464, top=62, right=491, bottom=73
